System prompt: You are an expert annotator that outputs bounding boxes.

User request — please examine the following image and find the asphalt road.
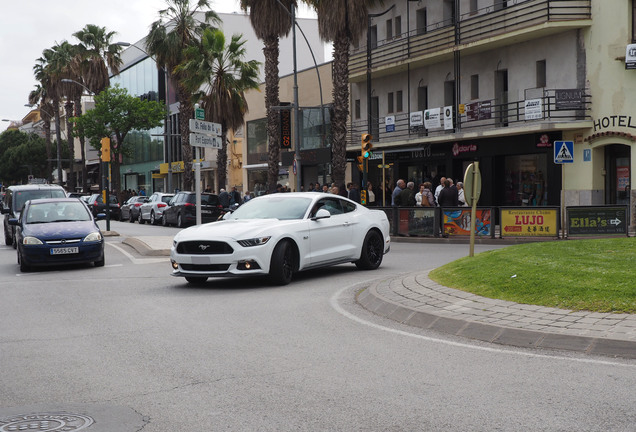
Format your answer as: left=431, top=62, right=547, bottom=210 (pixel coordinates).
left=1, top=221, right=635, bottom=431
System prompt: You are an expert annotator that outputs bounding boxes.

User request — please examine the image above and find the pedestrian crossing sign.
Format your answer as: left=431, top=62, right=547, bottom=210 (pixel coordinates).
left=554, top=141, right=574, bottom=164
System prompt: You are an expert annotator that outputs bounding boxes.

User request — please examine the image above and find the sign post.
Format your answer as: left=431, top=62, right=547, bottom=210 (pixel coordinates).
left=554, top=140, right=574, bottom=238
left=189, top=113, right=221, bottom=225
left=463, top=162, right=481, bottom=257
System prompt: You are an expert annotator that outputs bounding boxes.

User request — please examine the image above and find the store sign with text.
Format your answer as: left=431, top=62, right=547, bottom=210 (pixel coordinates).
left=500, top=208, right=559, bottom=237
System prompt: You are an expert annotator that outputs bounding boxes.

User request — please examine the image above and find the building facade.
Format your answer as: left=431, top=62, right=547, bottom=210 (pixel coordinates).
left=347, top=0, right=636, bottom=229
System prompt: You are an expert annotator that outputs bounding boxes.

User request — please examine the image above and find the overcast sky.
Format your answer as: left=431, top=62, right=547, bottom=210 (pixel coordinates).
left=0, top=0, right=317, bottom=133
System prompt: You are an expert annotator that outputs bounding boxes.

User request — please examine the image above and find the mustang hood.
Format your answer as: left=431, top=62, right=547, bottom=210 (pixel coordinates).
left=175, top=219, right=293, bottom=242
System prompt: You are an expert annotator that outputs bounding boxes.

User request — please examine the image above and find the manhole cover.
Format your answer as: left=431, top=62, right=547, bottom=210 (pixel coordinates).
left=0, top=413, right=94, bottom=431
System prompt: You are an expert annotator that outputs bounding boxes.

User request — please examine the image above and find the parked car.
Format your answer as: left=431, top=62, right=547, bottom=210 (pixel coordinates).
left=121, top=196, right=146, bottom=222
left=139, top=192, right=174, bottom=225
left=2, top=184, right=67, bottom=248
left=86, top=193, right=121, bottom=220
left=162, top=192, right=224, bottom=227
left=8, top=197, right=105, bottom=272
left=170, top=192, right=391, bottom=285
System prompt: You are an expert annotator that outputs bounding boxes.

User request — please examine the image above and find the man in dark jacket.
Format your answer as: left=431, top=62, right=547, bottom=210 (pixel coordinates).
left=347, top=182, right=361, bottom=203
left=218, top=188, right=231, bottom=208
left=437, top=179, right=459, bottom=207
left=395, top=181, right=416, bottom=206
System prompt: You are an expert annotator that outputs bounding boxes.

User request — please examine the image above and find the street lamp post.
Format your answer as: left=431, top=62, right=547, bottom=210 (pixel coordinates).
left=116, top=42, right=173, bottom=193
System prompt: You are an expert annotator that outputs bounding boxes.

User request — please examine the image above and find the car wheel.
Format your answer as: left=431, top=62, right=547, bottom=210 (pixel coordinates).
left=129, top=212, right=135, bottom=223
left=18, top=250, right=30, bottom=272
left=138, top=212, right=145, bottom=224
left=162, top=214, right=168, bottom=226
left=177, top=213, right=184, bottom=228
left=12, top=234, right=17, bottom=249
left=185, top=276, right=207, bottom=284
left=269, top=240, right=295, bottom=286
left=355, top=230, right=384, bottom=270
left=94, top=255, right=105, bottom=267
left=150, top=211, right=157, bottom=225
left=4, top=227, right=12, bottom=246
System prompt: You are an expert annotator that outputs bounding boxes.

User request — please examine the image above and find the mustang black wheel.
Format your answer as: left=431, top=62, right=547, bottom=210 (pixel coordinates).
left=269, top=240, right=294, bottom=285
left=355, top=230, right=384, bottom=270
left=185, top=276, right=207, bottom=284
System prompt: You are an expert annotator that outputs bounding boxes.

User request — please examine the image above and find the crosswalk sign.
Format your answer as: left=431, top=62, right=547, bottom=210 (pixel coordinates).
left=554, top=141, right=574, bottom=164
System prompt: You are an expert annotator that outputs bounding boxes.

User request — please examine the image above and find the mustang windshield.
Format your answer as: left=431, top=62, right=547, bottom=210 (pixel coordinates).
left=227, top=196, right=312, bottom=220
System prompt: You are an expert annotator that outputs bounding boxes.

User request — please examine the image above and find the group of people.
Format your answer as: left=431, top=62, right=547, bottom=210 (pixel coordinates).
left=306, top=181, right=378, bottom=206
left=391, top=176, right=469, bottom=208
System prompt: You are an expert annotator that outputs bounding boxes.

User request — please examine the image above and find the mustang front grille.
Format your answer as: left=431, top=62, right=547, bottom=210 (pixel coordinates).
left=177, top=241, right=234, bottom=255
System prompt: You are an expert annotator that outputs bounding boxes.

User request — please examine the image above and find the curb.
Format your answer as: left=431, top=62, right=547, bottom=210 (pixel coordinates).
left=121, top=237, right=171, bottom=256
left=356, top=279, right=636, bottom=360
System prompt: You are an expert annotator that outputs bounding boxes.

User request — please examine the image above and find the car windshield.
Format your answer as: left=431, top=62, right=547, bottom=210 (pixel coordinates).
left=26, top=201, right=91, bottom=223
left=15, top=189, right=66, bottom=210
left=227, top=196, right=312, bottom=220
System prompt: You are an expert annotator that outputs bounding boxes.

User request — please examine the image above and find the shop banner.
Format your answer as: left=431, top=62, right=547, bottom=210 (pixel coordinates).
left=443, top=208, right=492, bottom=237
left=424, top=108, right=441, bottom=129
left=500, top=208, right=559, bottom=237
left=567, top=206, right=628, bottom=236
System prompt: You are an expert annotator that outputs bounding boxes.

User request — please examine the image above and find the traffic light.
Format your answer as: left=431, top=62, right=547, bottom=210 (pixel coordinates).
left=360, top=189, right=367, bottom=205
left=357, top=156, right=364, bottom=172
left=100, top=137, right=111, bottom=162
left=361, top=133, right=373, bottom=159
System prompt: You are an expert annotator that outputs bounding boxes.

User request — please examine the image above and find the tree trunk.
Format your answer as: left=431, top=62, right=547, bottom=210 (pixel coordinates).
left=264, top=35, right=281, bottom=193
left=74, top=96, right=88, bottom=192
left=217, top=123, right=228, bottom=191
left=43, top=119, right=53, bottom=184
left=330, top=35, right=351, bottom=188
left=53, top=98, right=64, bottom=187
left=64, top=101, right=76, bottom=192
left=178, top=84, right=194, bottom=191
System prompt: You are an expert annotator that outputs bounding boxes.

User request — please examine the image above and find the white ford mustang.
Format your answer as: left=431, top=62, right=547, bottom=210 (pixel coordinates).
left=170, top=192, right=391, bottom=285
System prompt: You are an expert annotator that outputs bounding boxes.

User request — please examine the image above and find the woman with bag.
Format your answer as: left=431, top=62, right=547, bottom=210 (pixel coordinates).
left=415, top=182, right=435, bottom=207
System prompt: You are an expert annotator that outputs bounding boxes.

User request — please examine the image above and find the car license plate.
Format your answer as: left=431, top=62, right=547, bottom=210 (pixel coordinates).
left=50, top=247, right=79, bottom=255
left=202, top=210, right=212, bottom=214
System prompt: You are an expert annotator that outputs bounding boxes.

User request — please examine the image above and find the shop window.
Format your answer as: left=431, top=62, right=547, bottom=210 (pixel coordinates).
left=504, top=154, right=548, bottom=206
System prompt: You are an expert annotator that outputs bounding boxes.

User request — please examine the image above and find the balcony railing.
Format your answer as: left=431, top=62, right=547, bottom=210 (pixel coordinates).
left=350, top=0, right=591, bottom=77
left=348, top=89, right=591, bottom=146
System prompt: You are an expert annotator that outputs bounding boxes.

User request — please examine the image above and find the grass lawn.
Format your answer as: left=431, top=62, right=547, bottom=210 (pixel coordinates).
left=428, top=238, right=636, bottom=313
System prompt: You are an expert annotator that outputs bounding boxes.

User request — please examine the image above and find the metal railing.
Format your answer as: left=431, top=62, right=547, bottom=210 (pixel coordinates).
left=350, top=0, right=592, bottom=76
left=348, top=89, right=591, bottom=146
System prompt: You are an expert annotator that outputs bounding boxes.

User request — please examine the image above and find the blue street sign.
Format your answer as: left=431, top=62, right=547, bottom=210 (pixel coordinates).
left=554, top=140, right=574, bottom=164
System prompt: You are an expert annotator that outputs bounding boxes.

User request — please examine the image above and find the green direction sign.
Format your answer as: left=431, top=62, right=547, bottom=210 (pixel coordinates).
left=195, top=107, right=205, bottom=120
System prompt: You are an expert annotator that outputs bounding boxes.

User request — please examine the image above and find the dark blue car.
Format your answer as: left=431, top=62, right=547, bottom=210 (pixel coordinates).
left=9, top=198, right=105, bottom=272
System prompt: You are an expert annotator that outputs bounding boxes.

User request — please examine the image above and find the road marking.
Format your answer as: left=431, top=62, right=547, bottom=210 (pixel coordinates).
left=107, top=242, right=169, bottom=265
left=330, top=285, right=635, bottom=368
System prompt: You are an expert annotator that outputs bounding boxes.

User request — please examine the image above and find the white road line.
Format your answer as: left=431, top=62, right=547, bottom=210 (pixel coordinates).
left=330, top=285, right=635, bottom=368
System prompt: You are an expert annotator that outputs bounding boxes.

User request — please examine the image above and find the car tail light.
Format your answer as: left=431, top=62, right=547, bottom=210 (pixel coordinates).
left=158, top=203, right=167, bottom=208
left=134, top=203, right=142, bottom=207
left=184, top=203, right=194, bottom=207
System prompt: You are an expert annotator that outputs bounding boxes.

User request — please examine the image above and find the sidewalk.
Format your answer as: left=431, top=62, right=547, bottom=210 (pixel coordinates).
left=121, top=234, right=636, bottom=359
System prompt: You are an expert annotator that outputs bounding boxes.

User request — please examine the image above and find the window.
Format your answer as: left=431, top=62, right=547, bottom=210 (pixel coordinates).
left=396, top=90, right=403, bottom=112
left=370, top=25, right=378, bottom=49
left=444, top=81, right=455, bottom=107
left=395, top=16, right=402, bottom=38
left=386, top=19, right=393, bottom=40
left=355, top=99, right=361, bottom=119
left=470, top=0, right=478, bottom=14
left=388, top=92, right=394, bottom=113
left=418, top=86, right=428, bottom=112
left=633, top=1, right=636, bottom=42
left=471, top=75, right=479, bottom=100
left=536, top=60, right=546, bottom=88
left=416, top=9, right=427, bottom=35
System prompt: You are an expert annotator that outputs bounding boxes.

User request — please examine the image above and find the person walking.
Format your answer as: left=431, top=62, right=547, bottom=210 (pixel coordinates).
left=434, top=176, right=446, bottom=204
left=395, top=181, right=416, bottom=206
left=391, top=179, right=405, bottom=206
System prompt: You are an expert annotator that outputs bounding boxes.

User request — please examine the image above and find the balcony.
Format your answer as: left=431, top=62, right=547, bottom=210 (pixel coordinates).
left=350, top=0, right=592, bottom=81
left=348, top=88, right=592, bottom=147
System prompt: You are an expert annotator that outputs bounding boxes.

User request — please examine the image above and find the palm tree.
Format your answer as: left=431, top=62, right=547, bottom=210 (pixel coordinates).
left=73, top=24, right=124, bottom=191
left=146, top=0, right=220, bottom=191
left=28, top=84, right=54, bottom=184
left=177, top=28, right=260, bottom=190
left=305, top=0, right=375, bottom=187
left=240, top=0, right=295, bottom=193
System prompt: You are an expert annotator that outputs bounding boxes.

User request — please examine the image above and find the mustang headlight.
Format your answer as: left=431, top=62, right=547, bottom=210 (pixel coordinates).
left=23, top=236, right=43, bottom=245
left=83, top=232, right=102, bottom=242
left=237, top=236, right=271, bottom=247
